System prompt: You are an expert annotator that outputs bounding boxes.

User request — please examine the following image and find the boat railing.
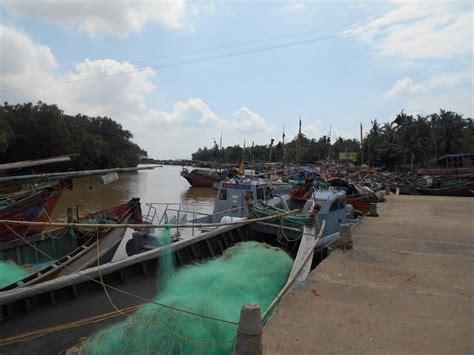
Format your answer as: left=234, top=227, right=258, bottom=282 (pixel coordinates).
left=143, top=203, right=244, bottom=236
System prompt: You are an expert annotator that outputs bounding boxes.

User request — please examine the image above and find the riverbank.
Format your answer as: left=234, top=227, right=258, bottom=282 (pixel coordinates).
left=263, top=195, right=473, bottom=354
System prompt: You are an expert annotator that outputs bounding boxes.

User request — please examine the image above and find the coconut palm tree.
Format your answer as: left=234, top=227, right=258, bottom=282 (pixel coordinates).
left=432, top=110, right=466, bottom=155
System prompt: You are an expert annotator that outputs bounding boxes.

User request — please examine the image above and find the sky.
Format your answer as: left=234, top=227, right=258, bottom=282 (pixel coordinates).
left=0, top=0, right=472, bottom=159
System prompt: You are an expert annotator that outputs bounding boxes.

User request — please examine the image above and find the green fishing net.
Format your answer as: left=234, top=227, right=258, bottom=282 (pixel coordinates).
left=82, top=229, right=292, bottom=355
left=0, top=261, right=29, bottom=288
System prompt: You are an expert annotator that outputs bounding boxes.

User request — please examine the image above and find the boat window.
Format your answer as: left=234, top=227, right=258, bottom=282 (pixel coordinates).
left=329, top=199, right=339, bottom=211
left=219, top=189, right=228, bottom=200
left=245, top=191, right=254, bottom=201
left=256, top=188, right=265, bottom=200
left=264, top=186, right=273, bottom=200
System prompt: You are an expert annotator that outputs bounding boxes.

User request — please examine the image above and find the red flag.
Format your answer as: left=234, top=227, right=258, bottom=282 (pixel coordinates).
left=238, top=159, right=244, bottom=173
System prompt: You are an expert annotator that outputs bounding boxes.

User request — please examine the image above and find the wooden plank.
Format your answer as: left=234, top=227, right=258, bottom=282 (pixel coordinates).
left=0, top=155, right=77, bottom=171
left=0, top=166, right=160, bottom=186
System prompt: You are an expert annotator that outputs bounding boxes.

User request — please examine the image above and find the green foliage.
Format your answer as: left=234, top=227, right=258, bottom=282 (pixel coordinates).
left=363, top=110, right=472, bottom=168
left=191, top=109, right=472, bottom=169
left=0, top=102, right=146, bottom=169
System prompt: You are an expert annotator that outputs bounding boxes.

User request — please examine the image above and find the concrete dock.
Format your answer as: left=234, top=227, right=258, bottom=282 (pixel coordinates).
left=264, top=195, right=473, bottom=354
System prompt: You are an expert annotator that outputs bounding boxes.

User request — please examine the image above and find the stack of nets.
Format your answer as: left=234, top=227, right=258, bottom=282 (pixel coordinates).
left=82, top=235, right=292, bottom=354
left=0, top=261, right=29, bottom=288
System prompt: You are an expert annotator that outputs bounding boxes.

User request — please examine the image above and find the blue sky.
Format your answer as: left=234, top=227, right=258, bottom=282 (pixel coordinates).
left=0, top=1, right=472, bottom=159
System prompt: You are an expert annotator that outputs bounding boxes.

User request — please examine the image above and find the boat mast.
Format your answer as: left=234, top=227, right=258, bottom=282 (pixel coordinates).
left=297, top=116, right=302, bottom=166
left=282, top=125, right=286, bottom=168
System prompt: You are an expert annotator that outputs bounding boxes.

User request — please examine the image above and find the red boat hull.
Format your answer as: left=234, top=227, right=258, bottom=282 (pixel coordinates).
left=347, top=196, right=371, bottom=214
left=182, top=174, right=222, bottom=187
left=0, top=181, right=69, bottom=243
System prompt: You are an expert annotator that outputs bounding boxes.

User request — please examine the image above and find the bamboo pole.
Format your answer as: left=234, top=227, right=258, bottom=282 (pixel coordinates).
left=261, top=219, right=326, bottom=321
left=0, top=209, right=300, bottom=230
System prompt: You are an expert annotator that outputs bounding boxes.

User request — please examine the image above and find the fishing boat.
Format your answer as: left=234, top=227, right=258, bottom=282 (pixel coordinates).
left=180, top=168, right=227, bottom=187
left=0, top=199, right=347, bottom=354
left=0, top=198, right=142, bottom=291
left=0, top=180, right=72, bottom=244
left=127, top=177, right=354, bottom=256
left=326, top=178, right=379, bottom=214
left=415, top=176, right=474, bottom=197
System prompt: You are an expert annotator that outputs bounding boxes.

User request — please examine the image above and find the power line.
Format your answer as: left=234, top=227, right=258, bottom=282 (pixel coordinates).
left=0, top=2, right=459, bottom=87
left=0, top=5, right=470, bottom=92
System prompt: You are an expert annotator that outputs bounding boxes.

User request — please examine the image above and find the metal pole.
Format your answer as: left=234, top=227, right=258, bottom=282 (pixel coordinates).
left=360, top=123, right=364, bottom=166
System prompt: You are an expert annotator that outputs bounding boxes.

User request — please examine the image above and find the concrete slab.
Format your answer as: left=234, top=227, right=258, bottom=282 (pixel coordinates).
left=264, top=195, right=474, bottom=354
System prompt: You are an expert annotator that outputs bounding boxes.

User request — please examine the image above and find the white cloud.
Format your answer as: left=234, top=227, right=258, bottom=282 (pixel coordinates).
left=279, top=2, right=306, bottom=13
left=427, top=70, right=473, bottom=90
left=348, top=2, right=473, bottom=60
left=230, top=107, right=272, bottom=131
left=0, top=24, right=271, bottom=158
left=1, top=0, right=188, bottom=37
left=190, top=3, right=216, bottom=17
left=151, top=98, right=220, bottom=125
left=385, top=77, right=426, bottom=98
left=0, top=24, right=56, bottom=83
left=151, top=99, right=274, bottom=132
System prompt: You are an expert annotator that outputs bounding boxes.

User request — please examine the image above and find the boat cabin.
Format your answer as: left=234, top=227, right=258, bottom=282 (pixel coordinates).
left=212, top=178, right=272, bottom=223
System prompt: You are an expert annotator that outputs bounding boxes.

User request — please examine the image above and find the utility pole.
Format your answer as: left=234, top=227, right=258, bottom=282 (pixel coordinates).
left=297, top=116, right=302, bottom=166
left=327, top=125, right=332, bottom=163
left=250, top=141, right=254, bottom=165
left=282, top=125, right=286, bottom=167
left=269, top=138, right=274, bottom=162
left=360, top=123, right=364, bottom=166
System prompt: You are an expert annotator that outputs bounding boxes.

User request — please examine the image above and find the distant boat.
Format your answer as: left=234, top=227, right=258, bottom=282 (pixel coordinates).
left=180, top=168, right=227, bottom=187
left=0, top=198, right=142, bottom=291
left=0, top=180, right=72, bottom=243
left=416, top=177, right=474, bottom=197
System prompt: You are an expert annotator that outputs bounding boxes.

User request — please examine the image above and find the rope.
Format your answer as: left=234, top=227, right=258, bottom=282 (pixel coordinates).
left=41, top=206, right=53, bottom=223
left=2, top=224, right=239, bottom=326
left=95, top=228, right=127, bottom=316
left=0, top=305, right=142, bottom=346
left=0, top=209, right=300, bottom=230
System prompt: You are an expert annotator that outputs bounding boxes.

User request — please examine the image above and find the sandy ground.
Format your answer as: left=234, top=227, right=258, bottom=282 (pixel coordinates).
left=263, top=195, right=474, bottom=354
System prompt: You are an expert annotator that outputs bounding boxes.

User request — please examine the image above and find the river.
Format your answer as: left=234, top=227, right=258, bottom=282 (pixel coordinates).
left=50, top=165, right=216, bottom=260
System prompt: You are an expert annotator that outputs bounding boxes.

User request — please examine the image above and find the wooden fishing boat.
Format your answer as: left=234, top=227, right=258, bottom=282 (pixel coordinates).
left=326, top=178, right=379, bottom=214
left=416, top=179, right=474, bottom=197
left=0, top=198, right=142, bottom=291
left=180, top=168, right=227, bottom=187
left=0, top=220, right=334, bottom=354
left=0, top=180, right=72, bottom=244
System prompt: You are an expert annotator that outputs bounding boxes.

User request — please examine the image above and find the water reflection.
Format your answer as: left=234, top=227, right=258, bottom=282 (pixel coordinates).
left=51, top=165, right=216, bottom=221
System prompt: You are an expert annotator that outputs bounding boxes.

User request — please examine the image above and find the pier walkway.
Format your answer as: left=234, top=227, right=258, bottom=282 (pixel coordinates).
left=264, top=195, right=473, bottom=354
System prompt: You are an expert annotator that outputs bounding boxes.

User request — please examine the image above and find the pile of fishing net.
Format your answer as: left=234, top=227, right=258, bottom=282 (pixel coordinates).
left=82, top=239, right=293, bottom=354
left=0, top=261, right=29, bottom=288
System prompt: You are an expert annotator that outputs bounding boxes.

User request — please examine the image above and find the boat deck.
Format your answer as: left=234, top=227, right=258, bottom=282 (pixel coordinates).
left=263, top=195, right=473, bottom=354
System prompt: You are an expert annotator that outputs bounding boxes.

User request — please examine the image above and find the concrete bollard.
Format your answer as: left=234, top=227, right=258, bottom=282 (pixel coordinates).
left=234, top=303, right=263, bottom=355
left=367, top=203, right=379, bottom=217
left=336, top=224, right=353, bottom=250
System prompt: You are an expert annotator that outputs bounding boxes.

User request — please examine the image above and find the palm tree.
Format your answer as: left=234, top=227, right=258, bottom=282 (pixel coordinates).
left=432, top=110, right=466, bottom=154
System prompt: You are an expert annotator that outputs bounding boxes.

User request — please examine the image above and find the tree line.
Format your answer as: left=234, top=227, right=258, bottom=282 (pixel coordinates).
left=0, top=102, right=147, bottom=170
left=191, top=110, right=473, bottom=169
